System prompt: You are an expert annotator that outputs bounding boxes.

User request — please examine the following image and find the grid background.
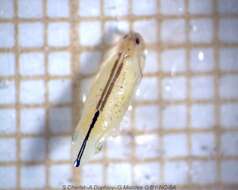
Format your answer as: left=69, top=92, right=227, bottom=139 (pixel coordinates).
left=0, top=0, right=238, bottom=189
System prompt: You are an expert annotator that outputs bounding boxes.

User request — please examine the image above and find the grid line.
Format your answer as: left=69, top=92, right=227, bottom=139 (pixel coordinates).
left=42, top=0, right=50, bottom=188
left=157, top=0, right=164, bottom=183
left=213, top=0, right=222, bottom=188
left=1, top=42, right=238, bottom=54
left=1, top=14, right=238, bottom=23
left=13, top=0, right=21, bottom=188
left=2, top=70, right=238, bottom=81
left=70, top=0, right=82, bottom=186
left=185, top=0, right=192, bottom=186
left=2, top=127, right=238, bottom=139
left=128, top=0, right=136, bottom=185
left=101, top=0, right=107, bottom=185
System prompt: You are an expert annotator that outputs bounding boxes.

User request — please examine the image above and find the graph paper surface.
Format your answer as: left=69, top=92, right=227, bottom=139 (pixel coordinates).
left=0, top=0, right=238, bottom=189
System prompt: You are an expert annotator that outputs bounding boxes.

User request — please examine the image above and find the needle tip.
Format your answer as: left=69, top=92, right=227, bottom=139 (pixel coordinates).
left=74, top=159, right=80, bottom=167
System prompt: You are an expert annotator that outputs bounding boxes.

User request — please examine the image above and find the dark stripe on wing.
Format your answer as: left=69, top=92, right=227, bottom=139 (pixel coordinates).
left=96, top=53, right=121, bottom=110
left=100, top=61, right=124, bottom=111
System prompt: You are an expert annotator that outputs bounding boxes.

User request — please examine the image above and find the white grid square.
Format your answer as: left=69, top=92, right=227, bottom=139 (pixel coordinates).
left=0, top=0, right=14, bottom=18
left=0, top=53, right=15, bottom=76
left=191, top=161, right=216, bottom=184
left=134, top=163, right=160, bottom=185
left=20, top=165, right=45, bottom=188
left=0, top=80, right=15, bottom=104
left=161, top=49, right=186, bottom=73
left=135, top=134, right=160, bottom=160
left=162, top=76, right=187, bottom=100
left=104, top=0, right=128, bottom=16
left=0, top=108, right=16, bottom=134
left=79, top=0, right=100, bottom=17
left=191, top=76, right=214, bottom=100
left=190, top=48, right=214, bottom=72
left=19, top=23, right=44, bottom=47
left=20, top=108, right=45, bottom=134
left=20, top=137, right=46, bottom=161
left=191, top=104, right=214, bottom=129
left=49, top=164, right=72, bottom=188
left=160, top=0, right=184, bottom=15
left=48, top=51, right=71, bottom=76
left=49, top=137, right=71, bottom=161
left=219, top=19, right=238, bottom=43
left=48, top=22, right=70, bottom=47
left=107, top=136, right=131, bottom=159
left=136, top=77, right=159, bottom=101
left=161, top=19, right=186, bottom=44
left=0, top=166, right=16, bottom=188
left=133, top=19, right=158, bottom=43
left=48, top=79, right=72, bottom=104
left=135, top=105, right=159, bottom=131
left=0, top=138, right=16, bottom=161
left=132, top=0, right=157, bottom=15
left=219, top=75, right=238, bottom=99
left=189, top=0, right=213, bottom=15
left=221, top=160, right=238, bottom=184
left=47, top=0, right=69, bottom=18
left=218, top=0, right=238, bottom=14
left=191, top=132, right=215, bottom=156
left=81, top=164, right=103, bottom=185
left=49, top=107, right=72, bottom=134
left=220, top=48, right=238, bottom=71
left=144, top=50, right=158, bottom=74
left=189, top=19, right=213, bottom=43
left=19, top=52, right=45, bottom=76
left=0, top=23, right=15, bottom=48
left=163, top=105, right=187, bottom=129
left=164, top=161, right=188, bottom=184
left=220, top=103, right=238, bottom=128
left=20, top=80, right=45, bottom=104
left=163, top=134, right=188, bottom=157
left=18, top=0, right=43, bottom=18
left=107, top=163, right=132, bottom=185
left=221, top=132, right=238, bottom=156
left=79, top=51, right=102, bottom=75
left=79, top=21, right=102, bottom=46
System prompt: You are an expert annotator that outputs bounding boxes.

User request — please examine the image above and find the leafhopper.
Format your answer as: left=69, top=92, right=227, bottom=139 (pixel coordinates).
left=72, top=32, right=146, bottom=167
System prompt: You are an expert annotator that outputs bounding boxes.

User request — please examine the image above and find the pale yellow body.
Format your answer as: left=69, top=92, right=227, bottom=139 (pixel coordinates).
left=72, top=33, right=145, bottom=166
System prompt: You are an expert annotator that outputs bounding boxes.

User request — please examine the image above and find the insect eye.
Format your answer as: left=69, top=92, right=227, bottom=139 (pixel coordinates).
left=135, top=37, right=140, bottom=45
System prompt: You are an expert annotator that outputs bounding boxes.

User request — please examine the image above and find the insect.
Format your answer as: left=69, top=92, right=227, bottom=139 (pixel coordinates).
left=72, top=32, right=146, bottom=167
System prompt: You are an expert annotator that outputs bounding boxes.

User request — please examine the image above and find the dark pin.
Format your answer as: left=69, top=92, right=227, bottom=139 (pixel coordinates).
left=74, top=159, right=80, bottom=167
left=74, top=110, right=100, bottom=167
